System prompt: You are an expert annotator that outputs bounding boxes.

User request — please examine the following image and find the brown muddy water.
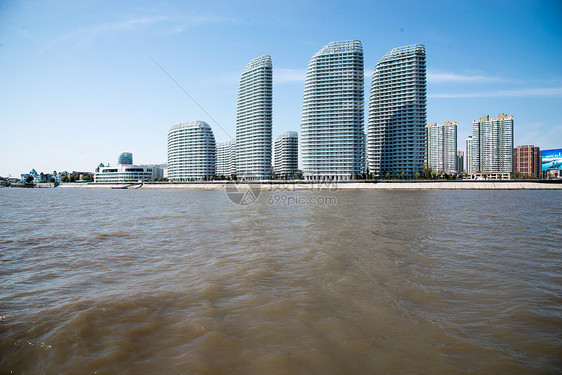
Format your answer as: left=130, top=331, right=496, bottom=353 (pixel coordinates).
left=0, top=188, right=561, bottom=374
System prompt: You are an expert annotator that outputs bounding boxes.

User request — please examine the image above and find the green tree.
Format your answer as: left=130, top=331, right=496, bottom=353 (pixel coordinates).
left=415, top=172, right=420, bottom=179
left=385, top=172, right=391, bottom=179
left=25, top=175, right=34, bottom=184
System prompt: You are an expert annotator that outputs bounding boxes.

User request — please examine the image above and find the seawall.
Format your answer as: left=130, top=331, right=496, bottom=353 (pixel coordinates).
left=56, top=181, right=562, bottom=190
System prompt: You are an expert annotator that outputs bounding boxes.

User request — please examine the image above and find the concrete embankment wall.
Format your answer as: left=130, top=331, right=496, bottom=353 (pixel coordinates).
left=56, top=181, right=562, bottom=190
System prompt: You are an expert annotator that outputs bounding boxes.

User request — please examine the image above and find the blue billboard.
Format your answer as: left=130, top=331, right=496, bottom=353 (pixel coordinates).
left=542, top=149, right=562, bottom=171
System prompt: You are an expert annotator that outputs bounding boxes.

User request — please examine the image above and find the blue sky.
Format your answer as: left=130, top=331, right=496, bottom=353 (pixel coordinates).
left=1, top=0, right=561, bottom=176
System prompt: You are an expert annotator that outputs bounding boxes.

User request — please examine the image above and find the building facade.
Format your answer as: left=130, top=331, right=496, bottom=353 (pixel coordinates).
left=94, top=165, right=153, bottom=183
left=541, top=149, right=562, bottom=176
left=236, top=55, right=273, bottom=180
left=471, top=113, right=514, bottom=173
left=367, top=44, right=427, bottom=178
left=426, top=122, right=457, bottom=173
left=513, top=145, right=541, bottom=178
left=301, top=40, right=365, bottom=181
left=457, top=151, right=464, bottom=174
left=216, top=140, right=236, bottom=178
left=167, top=121, right=216, bottom=180
left=466, top=136, right=474, bottom=174
left=273, top=131, right=299, bottom=179
left=118, top=152, right=133, bottom=165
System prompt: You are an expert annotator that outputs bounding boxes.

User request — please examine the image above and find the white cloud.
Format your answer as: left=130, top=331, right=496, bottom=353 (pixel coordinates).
left=45, top=16, right=168, bottom=48
left=430, top=87, right=562, bottom=98
left=427, top=70, right=506, bottom=83
left=162, top=15, right=236, bottom=34
left=44, top=15, right=233, bottom=49
left=518, top=122, right=562, bottom=150
left=274, top=68, right=306, bottom=84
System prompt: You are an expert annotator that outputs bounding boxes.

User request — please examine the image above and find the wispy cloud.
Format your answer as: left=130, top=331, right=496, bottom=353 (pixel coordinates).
left=430, top=87, right=562, bottom=98
left=363, top=69, right=504, bottom=83
left=427, top=70, right=506, bottom=83
left=161, top=15, right=236, bottom=34
left=518, top=122, right=562, bottom=150
left=44, top=15, right=233, bottom=49
left=274, top=68, right=306, bottom=84
left=45, top=16, right=168, bottom=48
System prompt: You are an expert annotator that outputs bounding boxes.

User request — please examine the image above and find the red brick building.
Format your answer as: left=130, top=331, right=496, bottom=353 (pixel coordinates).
left=513, top=145, right=541, bottom=178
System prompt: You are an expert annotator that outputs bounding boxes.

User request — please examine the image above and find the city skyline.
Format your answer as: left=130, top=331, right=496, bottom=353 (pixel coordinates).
left=1, top=0, right=561, bottom=177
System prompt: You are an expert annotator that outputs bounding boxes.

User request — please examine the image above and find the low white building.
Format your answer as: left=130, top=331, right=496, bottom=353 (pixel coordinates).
left=94, top=165, right=153, bottom=183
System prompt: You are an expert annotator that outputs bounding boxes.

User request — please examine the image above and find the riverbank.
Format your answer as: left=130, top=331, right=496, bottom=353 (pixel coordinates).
left=55, top=181, right=562, bottom=190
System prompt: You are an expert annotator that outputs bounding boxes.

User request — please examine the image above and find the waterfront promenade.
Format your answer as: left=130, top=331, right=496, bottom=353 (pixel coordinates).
left=57, top=181, right=562, bottom=190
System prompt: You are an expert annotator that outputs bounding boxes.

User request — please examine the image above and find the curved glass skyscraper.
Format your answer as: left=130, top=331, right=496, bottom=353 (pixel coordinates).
left=236, top=55, right=273, bottom=180
left=301, top=40, right=364, bottom=181
left=167, top=121, right=216, bottom=180
left=367, top=44, right=426, bottom=178
left=118, top=152, right=133, bottom=165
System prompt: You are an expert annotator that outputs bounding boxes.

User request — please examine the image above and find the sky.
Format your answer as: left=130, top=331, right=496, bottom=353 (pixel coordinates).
left=1, top=0, right=561, bottom=177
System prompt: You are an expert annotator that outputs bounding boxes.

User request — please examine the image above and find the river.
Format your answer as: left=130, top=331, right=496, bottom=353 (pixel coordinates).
left=1, top=188, right=560, bottom=374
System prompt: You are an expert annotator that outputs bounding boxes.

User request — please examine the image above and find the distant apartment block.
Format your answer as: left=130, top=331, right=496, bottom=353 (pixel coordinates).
left=466, top=136, right=474, bottom=174
left=301, top=40, right=365, bottom=181
left=457, top=151, right=464, bottom=174
left=274, top=131, right=299, bottom=179
left=368, top=44, right=427, bottom=178
left=513, top=145, right=541, bottom=178
left=236, top=56, right=273, bottom=180
left=471, top=113, right=514, bottom=173
left=216, top=140, right=236, bottom=178
left=426, top=122, right=457, bottom=173
left=167, top=121, right=216, bottom=180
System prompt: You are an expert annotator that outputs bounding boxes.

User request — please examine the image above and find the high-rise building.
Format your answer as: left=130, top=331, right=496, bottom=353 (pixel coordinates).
left=274, top=131, right=299, bottom=179
left=471, top=113, right=514, bottom=173
left=367, top=44, right=427, bottom=178
left=216, top=140, right=236, bottom=178
left=301, top=40, right=364, bottom=181
left=513, top=145, right=541, bottom=178
left=236, top=55, right=273, bottom=180
left=167, top=121, right=216, bottom=180
left=426, top=122, right=457, bottom=173
left=118, top=152, right=133, bottom=165
left=466, top=136, right=473, bottom=174
left=457, top=151, right=464, bottom=174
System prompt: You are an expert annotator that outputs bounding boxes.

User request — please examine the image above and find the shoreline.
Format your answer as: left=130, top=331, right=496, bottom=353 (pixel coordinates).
left=55, top=181, right=562, bottom=190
